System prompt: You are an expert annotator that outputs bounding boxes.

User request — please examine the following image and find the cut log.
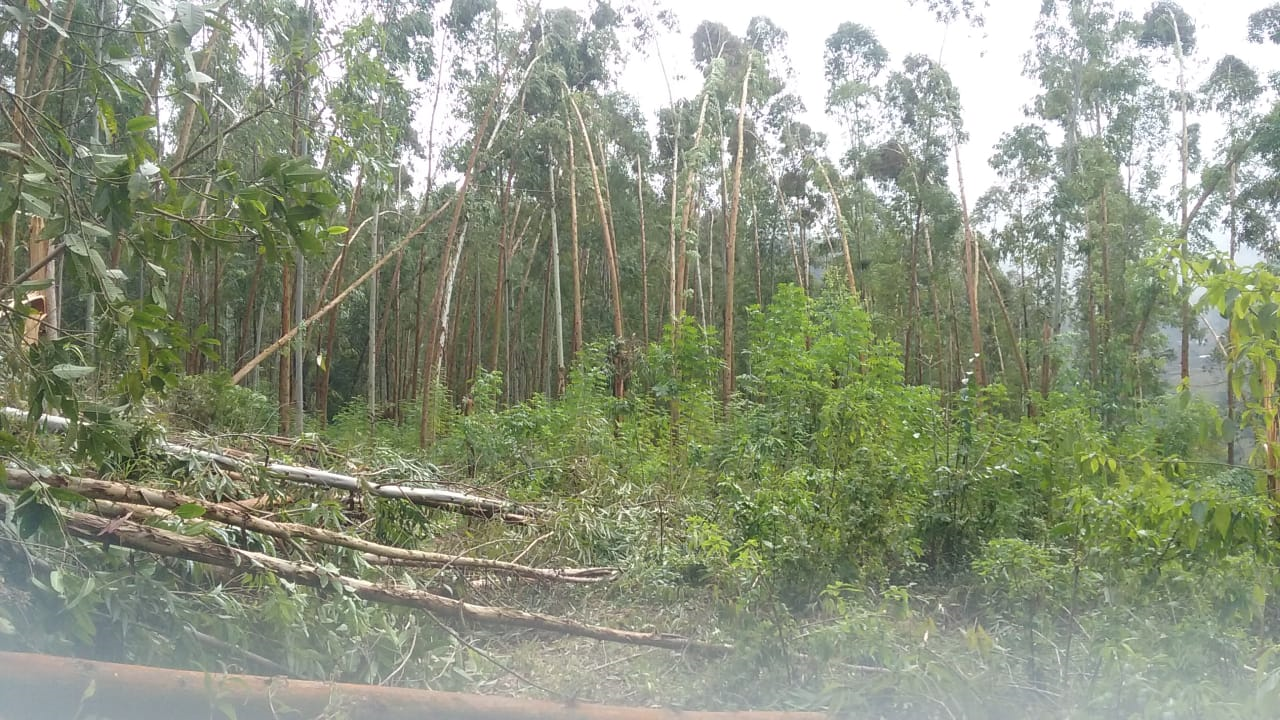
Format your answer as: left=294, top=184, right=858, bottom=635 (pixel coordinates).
left=37, top=507, right=729, bottom=655
left=4, top=468, right=614, bottom=583
left=1, top=407, right=537, bottom=523
left=0, top=651, right=826, bottom=720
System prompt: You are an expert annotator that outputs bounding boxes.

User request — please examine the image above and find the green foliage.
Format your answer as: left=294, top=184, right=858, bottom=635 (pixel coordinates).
left=164, top=373, right=278, bottom=433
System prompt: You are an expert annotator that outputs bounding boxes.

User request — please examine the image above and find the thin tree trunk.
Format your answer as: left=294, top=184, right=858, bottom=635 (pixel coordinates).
left=1227, top=162, right=1238, bottom=466
left=905, top=196, right=924, bottom=384
left=537, top=249, right=552, bottom=397
left=1174, top=20, right=1191, bottom=382
left=279, top=263, right=293, bottom=434
left=954, top=145, right=985, bottom=388
left=568, top=95, right=625, bottom=397
left=982, top=250, right=1032, bottom=414
left=490, top=168, right=516, bottom=372
left=637, top=157, right=651, bottom=345
left=723, top=64, right=751, bottom=402
left=367, top=201, right=380, bottom=427
left=815, top=162, right=858, bottom=298
left=548, top=160, right=567, bottom=394
left=667, top=114, right=682, bottom=325
left=676, top=93, right=713, bottom=318
left=752, top=203, right=763, bottom=305
left=567, top=131, right=584, bottom=358
left=922, top=222, right=945, bottom=389
left=418, top=88, right=497, bottom=446
left=435, top=224, right=468, bottom=387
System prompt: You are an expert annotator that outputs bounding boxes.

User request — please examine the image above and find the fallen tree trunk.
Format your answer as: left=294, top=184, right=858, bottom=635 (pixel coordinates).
left=1, top=407, right=537, bottom=523
left=158, top=440, right=537, bottom=523
left=0, top=651, right=825, bottom=720
left=4, top=468, right=614, bottom=583
left=40, top=507, right=729, bottom=655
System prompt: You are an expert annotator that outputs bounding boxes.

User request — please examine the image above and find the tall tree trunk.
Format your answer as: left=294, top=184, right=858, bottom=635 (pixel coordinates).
left=538, top=251, right=553, bottom=396
left=567, top=95, right=625, bottom=397
left=548, top=160, right=567, bottom=394
left=981, top=250, right=1032, bottom=414
left=905, top=196, right=924, bottom=384
left=955, top=145, right=985, bottom=388
left=1174, top=20, right=1191, bottom=382
left=490, top=168, right=515, bottom=372
left=676, top=94, right=713, bottom=318
left=418, top=94, right=495, bottom=447
left=1226, top=162, right=1238, bottom=466
left=315, top=175, right=364, bottom=424
left=567, top=131, right=584, bottom=358
left=636, top=157, right=651, bottom=345
left=279, top=264, right=293, bottom=434
left=922, top=223, right=946, bottom=389
left=722, top=64, right=751, bottom=402
left=436, top=223, right=468, bottom=385
left=752, top=204, right=763, bottom=306
left=367, top=201, right=380, bottom=428
left=815, top=163, right=858, bottom=298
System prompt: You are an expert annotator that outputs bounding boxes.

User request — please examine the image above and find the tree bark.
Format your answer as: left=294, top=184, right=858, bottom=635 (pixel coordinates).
left=567, top=95, right=625, bottom=398
left=0, top=652, right=835, bottom=720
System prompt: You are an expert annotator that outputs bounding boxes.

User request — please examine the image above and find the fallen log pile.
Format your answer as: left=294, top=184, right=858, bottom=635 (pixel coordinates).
left=1, top=408, right=728, bottom=660
left=1, top=407, right=537, bottom=523
left=6, top=502, right=725, bottom=654
left=0, top=651, right=828, bottom=720
left=3, top=469, right=616, bottom=583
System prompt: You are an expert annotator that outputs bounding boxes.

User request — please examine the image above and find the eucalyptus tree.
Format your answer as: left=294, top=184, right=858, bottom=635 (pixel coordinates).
left=877, top=54, right=965, bottom=387
left=308, top=0, right=433, bottom=424
left=1026, top=0, right=1112, bottom=389
left=1201, top=53, right=1263, bottom=463
left=976, top=124, right=1057, bottom=397
left=773, top=119, right=827, bottom=294
left=1138, top=0, right=1199, bottom=382
left=823, top=22, right=889, bottom=304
